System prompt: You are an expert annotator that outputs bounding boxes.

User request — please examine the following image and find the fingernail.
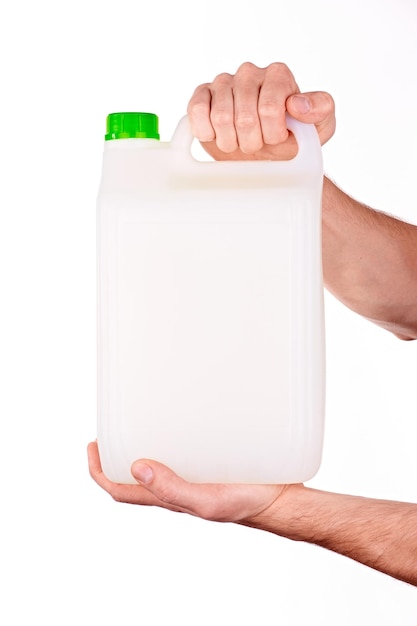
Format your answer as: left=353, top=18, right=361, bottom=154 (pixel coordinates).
left=291, top=95, right=311, bottom=114
left=132, top=462, right=154, bottom=484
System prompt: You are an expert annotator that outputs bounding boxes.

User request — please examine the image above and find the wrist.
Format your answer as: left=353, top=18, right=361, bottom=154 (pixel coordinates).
left=242, top=484, right=342, bottom=545
left=242, top=483, right=312, bottom=540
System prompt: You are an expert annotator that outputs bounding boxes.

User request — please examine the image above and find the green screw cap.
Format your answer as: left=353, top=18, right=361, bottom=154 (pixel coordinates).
left=105, top=112, right=160, bottom=141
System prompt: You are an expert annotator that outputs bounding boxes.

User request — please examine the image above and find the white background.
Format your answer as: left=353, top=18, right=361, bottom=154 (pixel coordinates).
left=1, top=0, right=416, bottom=623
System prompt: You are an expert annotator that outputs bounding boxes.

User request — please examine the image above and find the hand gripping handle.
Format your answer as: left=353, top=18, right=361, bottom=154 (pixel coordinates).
left=170, top=113, right=323, bottom=175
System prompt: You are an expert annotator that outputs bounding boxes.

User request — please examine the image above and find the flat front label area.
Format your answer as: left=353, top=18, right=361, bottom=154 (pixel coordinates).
left=113, top=219, right=292, bottom=437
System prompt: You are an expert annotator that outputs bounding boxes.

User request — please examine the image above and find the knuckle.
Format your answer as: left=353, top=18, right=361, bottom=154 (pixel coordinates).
left=266, top=62, right=294, bottom=83
left=210, top=109, right=234, bottom=128
left=265, top=62, right=297, bottom=91
left=268, top=61, right=290, bottom=74
left=189, top=82, right=210, bottom=98
left=235, top=111, right=257, bottom=130
left=212, top=72, right=232, bottom=86
left=258, top=99, right=281, bottom=118
left=234, top=62, right=263, bottom=88
left=187, top=98, right=209, bottom=117
left=236, top=61, right=259, bottom=76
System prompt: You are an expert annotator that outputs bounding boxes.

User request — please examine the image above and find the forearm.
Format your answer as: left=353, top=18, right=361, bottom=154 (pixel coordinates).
left=244, top=484, right=417, bottom=586
left=322, top=176, right=417, bottom=339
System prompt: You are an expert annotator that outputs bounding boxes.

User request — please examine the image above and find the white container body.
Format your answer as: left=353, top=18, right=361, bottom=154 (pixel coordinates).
left=97, top=115, right=325, bottom=484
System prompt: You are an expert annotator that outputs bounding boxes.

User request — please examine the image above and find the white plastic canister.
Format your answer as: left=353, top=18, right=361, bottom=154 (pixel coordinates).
left=97, top=111, right=325, bottom=484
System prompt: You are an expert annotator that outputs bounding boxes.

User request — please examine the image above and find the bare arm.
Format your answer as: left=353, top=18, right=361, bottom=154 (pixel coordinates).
left=322, top=176, right=417, bottom=339
left=88, top=442, right=417, bottom=586
left=245, top=484, right=417, bottom=586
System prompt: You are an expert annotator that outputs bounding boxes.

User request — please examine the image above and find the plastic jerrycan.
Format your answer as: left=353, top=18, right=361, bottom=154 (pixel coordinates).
left=97, top=111, right=325, bottom=485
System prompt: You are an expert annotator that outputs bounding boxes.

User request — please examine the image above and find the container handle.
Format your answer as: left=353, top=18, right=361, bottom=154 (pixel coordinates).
left=171, top=113, right=322, bottom=171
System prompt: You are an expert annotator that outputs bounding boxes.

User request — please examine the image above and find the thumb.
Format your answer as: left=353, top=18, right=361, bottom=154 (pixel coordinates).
left=286, top=91, right=336, bottom=145
left=131, top=459, right=214, bottom=517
